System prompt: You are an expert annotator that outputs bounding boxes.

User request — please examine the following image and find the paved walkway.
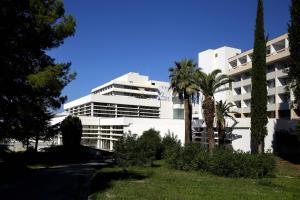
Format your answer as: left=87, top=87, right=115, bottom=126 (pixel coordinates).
left=0, top=162, right=107, bottom=200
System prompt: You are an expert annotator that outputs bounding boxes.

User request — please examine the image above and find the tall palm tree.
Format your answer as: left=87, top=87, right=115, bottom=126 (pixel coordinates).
left=169, top=59, right=198, bottom=144
left=196, top=69, right=232, bottom=155
left=215, top=100, right=236, bottom=146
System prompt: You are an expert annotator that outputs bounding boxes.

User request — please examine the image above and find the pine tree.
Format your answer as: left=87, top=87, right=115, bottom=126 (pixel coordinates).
left=0, top=0, right=76, bottom=147
left=288, top=0, right=300, bottom=105
left=250, top=0, right=268, bottom=154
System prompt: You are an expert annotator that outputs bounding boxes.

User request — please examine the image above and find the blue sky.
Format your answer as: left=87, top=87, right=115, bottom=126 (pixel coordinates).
left=48, top=0, right=291, bottom=106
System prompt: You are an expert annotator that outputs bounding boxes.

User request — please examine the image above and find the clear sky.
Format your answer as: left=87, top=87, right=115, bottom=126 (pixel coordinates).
left=48, top=0, right=291, bottom=106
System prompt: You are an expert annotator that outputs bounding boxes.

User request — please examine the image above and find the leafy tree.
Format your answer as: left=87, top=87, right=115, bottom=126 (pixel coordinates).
left=138, top=128, right=162, bottom=165
left=60, top=116, right=82, bottom=149
left=288, top=0, right=300, bottom=106
left=215, top=101, right=236, bottom=146
left=169, top=59, right=199, bottom=144
left=0, top=0, right=76, bottom=147
left=196, top=69, right=231, bottom=155
left=251, top=0, right=268, bottom=154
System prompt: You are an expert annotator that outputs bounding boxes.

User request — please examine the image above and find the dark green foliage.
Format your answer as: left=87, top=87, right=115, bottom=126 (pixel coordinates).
left=288, top=0, right=300, bottom=104
left=251, top=0, right=268, bottom=153
left=114, top=129, right=163, bottom=168
left=60, top=116, right=82, bottom=149
left=161, top=132, right=181, bottom=158
left=165, top=146, right=276, bottom=178
left=296, top=122, right=300, bottom=140
left=0, top=0, right=76, bottom=145
left=113, top=133, right=141, bottom=168
left=215, top=101, right=236, bottom=146
left=138, top=129, right=162, bottom=162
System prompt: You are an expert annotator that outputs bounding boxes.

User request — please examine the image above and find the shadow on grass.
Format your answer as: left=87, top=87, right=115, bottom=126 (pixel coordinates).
left=90, top=170, right=150, bottom=195
left=256, top=179, right=284, bottom=189
left=0, top=145, right=114, bottom=200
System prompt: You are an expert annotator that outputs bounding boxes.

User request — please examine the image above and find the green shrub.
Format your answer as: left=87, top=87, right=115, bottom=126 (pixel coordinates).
left=114, top=133, right=142, bottom=169
left=161, top=132, right=181, bottom=158
left=138, top=128, right=162, bottom=163
left=114, top=129, right=164, bottom=168
left=60, top=115, right=82, bottom=149
left=165, top=145, right=276, bottom=178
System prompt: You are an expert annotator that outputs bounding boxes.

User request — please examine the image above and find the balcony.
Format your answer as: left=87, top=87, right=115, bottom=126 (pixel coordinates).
left=242, top=107, right=251, bottom=113
left=277, top=69, right=288, bottom=78
left=242, top=93, right=251, bottom=100
left=267, top=104, right=276, bottom=111
left=232, top=95, right=241, bottom=101
left=266, top=48, right=290, bottom=63
left=277, top=86, right=286, bottom=94
left=231, top=107, right=241, bottom=113
left=267, top=88, right=276, bottom=96
left=232, top=81, right=241, bottom=88
left=242, top=78, right=251, bottom=86
left=266, top=71, right=276, bottom=80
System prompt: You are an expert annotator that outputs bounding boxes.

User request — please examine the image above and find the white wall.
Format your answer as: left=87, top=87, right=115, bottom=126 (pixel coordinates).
left=228, top=118, right=296, bottom=152
left=123, top=118, right=185, bottom=144
left=198, top=47, right=241, bottom=119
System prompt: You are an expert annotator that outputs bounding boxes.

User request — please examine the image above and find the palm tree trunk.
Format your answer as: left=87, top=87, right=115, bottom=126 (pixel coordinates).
left=184, top=93, right=191, bottom=144
left=203, top=96, right=215, bottom=155
left=34, top=132, right=39, bottom=152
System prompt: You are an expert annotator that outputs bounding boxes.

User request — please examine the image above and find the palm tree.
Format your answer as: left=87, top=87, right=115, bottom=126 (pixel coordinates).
left=215, top=100, right=236, bottom=146
left=169, top=59, right=198, bottom=144
left=196, top=69, right=232, bottom=155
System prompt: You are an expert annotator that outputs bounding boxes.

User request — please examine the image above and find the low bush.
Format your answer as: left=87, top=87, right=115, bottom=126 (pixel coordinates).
left=161, top=132, right=181, bottom=158
left=114, top=129, right=164, bottom=168
left=138, top=128, right=162, bottom=162
left=166, top=146, right=276, bottom=178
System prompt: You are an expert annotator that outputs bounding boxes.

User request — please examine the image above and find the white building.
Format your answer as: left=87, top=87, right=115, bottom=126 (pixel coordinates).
left=198, top=33, right=298, bottom=152
left=199, top=34, right=299, bottom=120
left=52, top=33, right=297, bottom=153
left=53, top=72, right=200, bottom=151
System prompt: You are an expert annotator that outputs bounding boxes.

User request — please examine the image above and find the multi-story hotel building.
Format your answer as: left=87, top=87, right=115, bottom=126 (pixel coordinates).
left=52, top=72, right=200, bottom=151
left=51, top=33, right=297, bottom=153
left=199, top=33, right=299, bottom=120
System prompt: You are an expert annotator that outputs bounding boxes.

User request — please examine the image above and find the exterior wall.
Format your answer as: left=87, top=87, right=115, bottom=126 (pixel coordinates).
left=123, top=118, right=185, bottom=144
left=198, top=47, right=241, bottom=118
left=224, top=118, right=295, bottom=152
left=51, top=115, right=185, bottom=151
left=198, top=34, right=299, bottom=120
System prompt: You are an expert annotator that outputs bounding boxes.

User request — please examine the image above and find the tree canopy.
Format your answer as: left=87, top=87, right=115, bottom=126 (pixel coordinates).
left=250, top=0, right=268, bottom=154
left=0, top=0, right=76, bottom=145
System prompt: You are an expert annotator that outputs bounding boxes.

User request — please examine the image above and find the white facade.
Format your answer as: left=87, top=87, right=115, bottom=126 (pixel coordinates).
left=198, top=47, right=241, bottom=117
left=53, top=72, right=200, bottom=151
left=197, top=33, right=298, bottom=152
left=51, top=34, right=298, bottom=153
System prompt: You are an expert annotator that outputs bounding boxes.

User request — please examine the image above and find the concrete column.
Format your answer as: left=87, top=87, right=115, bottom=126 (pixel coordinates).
left=91, top=102, right=94, bottom=117
left=246, top=55, right=251, bottom=63
left=270, top=45, right=276, bottom=54
left=110, top=140, right=113, bottom=151
left=237, top=59, right=241, bottom=66
left=285, top=38, right=289, bottom=49
left=57, top=134, right=61, bottom=145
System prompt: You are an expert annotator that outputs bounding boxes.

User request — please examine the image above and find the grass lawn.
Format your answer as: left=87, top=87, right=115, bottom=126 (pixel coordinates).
left=89, top=159, right=300, bottom=200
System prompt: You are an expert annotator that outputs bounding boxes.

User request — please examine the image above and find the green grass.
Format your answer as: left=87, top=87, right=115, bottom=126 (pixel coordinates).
left=89, top=159, right=300, bottom=200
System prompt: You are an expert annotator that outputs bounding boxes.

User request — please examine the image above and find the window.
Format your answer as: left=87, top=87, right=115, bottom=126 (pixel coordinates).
left=215, top=53, right=218, bottom=58
left=173, top=109, right=184, bottom=119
